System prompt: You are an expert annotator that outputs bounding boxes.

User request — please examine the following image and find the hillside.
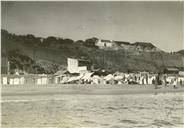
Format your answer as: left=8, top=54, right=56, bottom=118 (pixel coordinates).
left=1, top=29, right=184, bottom=74
left=177, top=50, right=184, bottom=56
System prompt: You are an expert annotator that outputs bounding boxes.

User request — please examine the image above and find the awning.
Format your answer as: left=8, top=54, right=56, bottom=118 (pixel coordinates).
left=104, top=74, right=114, bottom=81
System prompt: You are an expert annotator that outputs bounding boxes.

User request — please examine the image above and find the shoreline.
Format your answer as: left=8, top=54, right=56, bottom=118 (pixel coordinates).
left=2, top=84, right=184, bottom=96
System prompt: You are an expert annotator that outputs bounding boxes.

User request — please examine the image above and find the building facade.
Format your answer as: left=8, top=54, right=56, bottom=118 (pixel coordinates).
left=67, top=58, right=91, bottom=73
left=95, top=39, right=114, bottom=49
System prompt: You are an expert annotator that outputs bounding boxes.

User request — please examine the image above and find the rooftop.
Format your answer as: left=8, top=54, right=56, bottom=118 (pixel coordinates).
left=114, top=41, right=130, bottom=45
left=164, top=67, right=179, bottom=71
left=101, top=39, right=111, bottom=43
left=133, top=42, right=155, bottom=48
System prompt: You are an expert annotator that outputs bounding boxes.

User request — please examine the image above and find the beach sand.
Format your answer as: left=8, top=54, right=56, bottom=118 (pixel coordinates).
left=2, top=84, right=184, bottom=97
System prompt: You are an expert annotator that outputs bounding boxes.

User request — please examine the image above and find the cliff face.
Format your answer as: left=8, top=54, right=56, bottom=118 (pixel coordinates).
left=1, top=29, right=184, bottom=74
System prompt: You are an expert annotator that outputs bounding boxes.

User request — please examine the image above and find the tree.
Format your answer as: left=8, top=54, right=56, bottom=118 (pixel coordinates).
left=76, top=40, right=84, bottom=45
left=41, top=36, right=58, bottom=46
left=63, top=38, right=74, bottom=44
left=84, top=37, right=98, bottom=48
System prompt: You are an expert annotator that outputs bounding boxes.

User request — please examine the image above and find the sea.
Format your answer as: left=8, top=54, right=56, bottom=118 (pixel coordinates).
left=2, top=92, right=184, bottom=128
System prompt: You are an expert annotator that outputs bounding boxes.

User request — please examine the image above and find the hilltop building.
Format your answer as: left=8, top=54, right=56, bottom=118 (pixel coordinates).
left=95, top=38, right=161, bottom=52
left=114, top=41, right=135, bottom=50
left=95, top=39, right=115, bottom=49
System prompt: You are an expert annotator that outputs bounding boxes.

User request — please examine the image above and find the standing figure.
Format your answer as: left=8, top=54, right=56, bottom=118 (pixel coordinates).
left=155, top=75, right=158, bottom=89
left=180, top=79, right=182, bottom=87
left=173, top=78, right=177, bottom=89
left=164, top=75, right=167, bottom=87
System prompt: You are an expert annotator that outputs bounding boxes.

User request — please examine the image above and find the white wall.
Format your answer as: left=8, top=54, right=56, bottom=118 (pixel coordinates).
left=2, top=77, right=7, bottom=84
left=95, top=39, right=114, bottom=48
left=106, top=42, right=113, bottom=47
left=95, top=39, right=105, bottom=47
left=37, top=77, right=48, bottom=85
left=14, top=78, right=20, bottom=85
left=179, top=71, right=184, bottom=76
left=67, top=58, right=79, bottom=73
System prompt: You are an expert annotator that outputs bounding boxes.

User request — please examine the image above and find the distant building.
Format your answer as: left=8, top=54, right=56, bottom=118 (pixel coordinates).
left=179, top=71, right=184, bottom=76
left=95, top=39, right=114, bottom=49
left=67, top=58, right=91, bottom=73
left=133, top=42, right=161, bottom=52
left=114, top=41, right=134, bottom=50
left=1, top=74, right=50, bottom=85
left=114, top=41, right=130, bottom=47
left=163, top=67, right=179, bottom=74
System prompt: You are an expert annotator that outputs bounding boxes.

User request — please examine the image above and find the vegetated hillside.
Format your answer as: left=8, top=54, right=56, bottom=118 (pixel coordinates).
left=113, top=41, right=162, bottom=52
left=177, top=50, right=184, bottom=56
left=1, top=29, right=184, bottom=74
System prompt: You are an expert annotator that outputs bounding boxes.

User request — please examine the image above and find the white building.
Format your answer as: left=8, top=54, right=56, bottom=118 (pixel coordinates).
left=95, top=39, right=114, bottom=49
left=67, top=58, right=79, bottom=73
left=67, top=58, right=89, bottom=73
left=179, top=71, right=184, bottom=76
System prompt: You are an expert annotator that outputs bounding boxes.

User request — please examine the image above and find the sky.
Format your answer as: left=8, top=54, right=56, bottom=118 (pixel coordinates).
left=1, top=1, right=184, bottom=52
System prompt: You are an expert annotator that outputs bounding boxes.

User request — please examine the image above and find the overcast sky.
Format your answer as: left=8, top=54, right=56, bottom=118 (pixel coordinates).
left=1, top=1, right=184, bottom=52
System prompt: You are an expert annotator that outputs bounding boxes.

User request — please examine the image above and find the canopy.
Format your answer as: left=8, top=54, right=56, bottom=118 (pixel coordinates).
left=81, top=72, right=94, bottom=80
left=104, top=74, right=114, bottom=81
left=114, top=75, right=123, bottom=80
left=67, top=74, right=83, bottom=82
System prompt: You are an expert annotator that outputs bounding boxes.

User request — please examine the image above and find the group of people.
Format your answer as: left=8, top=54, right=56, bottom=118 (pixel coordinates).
left=155, top=73, right=184, bottom=89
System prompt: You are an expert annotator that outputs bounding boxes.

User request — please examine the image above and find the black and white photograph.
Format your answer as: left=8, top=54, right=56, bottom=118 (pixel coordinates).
left=1, top=1, right=184, bottom=128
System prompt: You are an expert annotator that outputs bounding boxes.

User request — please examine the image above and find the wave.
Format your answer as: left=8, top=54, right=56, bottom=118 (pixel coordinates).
left=152, top=119, right=174, bottom=127
left=119, top=119, right=138, bottom=124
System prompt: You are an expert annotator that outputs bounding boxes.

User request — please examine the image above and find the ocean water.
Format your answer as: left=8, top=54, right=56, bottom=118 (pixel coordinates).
left=2, top=93, right=184, bottom=128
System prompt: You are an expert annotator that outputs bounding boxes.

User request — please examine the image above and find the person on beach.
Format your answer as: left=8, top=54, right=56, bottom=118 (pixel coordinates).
left=180, top=79, right=183, bottom=87
left=173, top=78, right=177, bottom=89
left=155, top=75, right=159, bottom=89
left=163, top=75, right=167, bottom=87
left=155, top=72, right=161, bottom=89
left=145, top=74, right=148, bottom=85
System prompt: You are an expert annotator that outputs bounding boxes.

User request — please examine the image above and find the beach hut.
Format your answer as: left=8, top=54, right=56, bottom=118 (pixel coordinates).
left=177, top=77, right=184, bottom=86
left=3, top=75, right=23, bottom=85
left=104, top=74, right=114, bottom=84
left=7, top=75, right=24, bottom=85
left=67, top=74, right=83, bottom=83
left=81, top=72, right=93, bottom=83
left=92, top=75, right=101, bottom=84
left=35, top=74, right=49, bottom=85
left=148, top=75, right=156, bottom=85
left=24, top=75, right=36, bottom=84
left=1, top=75, right=8, bottom=85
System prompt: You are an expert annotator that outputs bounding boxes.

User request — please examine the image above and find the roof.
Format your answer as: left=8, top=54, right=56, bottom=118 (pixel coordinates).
left=68, top=57, right=91, bottom=63
left=133, top=42, right=155, bottom=48
left=92, top=70, right=109, bottom=76
left=101, top=39, right=111, bottom=43
left=54, top=70, right=68, bottom=75
left=78, top=58, right=91, bottom=63
left=114, top=41, right=130, bottom=45
left=164, top=67, right=179, bottom=71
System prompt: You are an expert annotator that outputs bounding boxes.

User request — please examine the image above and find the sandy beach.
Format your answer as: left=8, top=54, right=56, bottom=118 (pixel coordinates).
left=2, top=84, right=184, bottom=97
